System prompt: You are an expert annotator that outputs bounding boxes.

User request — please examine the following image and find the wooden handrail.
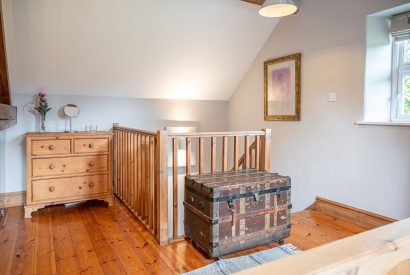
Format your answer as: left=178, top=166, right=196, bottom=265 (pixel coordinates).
left=113, top=125, right=157, bottom=136
left=236, top=218, right=410, bottom=275
left=168, top=131, right=265, bottom=138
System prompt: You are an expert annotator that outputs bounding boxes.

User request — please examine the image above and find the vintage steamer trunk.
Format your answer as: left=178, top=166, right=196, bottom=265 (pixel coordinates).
left=184, top=169, right=291, bottom=258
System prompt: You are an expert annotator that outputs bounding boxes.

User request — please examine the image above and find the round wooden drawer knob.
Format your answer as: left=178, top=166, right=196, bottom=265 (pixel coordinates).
left=89, top=182, right=95, bottom=187
left=48, top=145, right=55, bottom=150
left=49, top=164, right=55, bottom=169
left=88, top=143, right=94, bottom=148
left=89, top=162, right=95, bottom=167
left=49, top=186, right=55, bottom=192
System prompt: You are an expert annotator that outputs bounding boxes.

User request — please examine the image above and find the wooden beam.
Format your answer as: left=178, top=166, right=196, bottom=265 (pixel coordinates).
left=0, top=4, right=10, bottom=105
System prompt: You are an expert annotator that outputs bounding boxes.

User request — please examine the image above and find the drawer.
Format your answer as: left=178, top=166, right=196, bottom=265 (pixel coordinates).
left=31, top=139, right=71, bottom=156
left=32, top=174, right=109, bottom=202
left=74, top=138, right=109, bottom=154
left=32, top=155, right=108, bottom=177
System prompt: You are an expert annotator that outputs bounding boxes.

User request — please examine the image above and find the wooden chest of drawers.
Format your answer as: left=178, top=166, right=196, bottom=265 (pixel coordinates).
left=25, top=132, right=114, bottom=218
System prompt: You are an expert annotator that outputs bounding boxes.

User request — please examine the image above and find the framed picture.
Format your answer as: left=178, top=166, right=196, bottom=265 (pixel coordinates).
left=264, top=53, right=301, bottom=121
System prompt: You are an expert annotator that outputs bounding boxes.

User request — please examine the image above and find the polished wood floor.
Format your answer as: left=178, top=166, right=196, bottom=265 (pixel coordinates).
left=0, top=198, right=367, bottom=275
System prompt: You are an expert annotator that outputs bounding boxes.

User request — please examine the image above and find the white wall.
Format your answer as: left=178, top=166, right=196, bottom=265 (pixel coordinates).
left=2, top=0, right=277, bottom=100
left=228, top=0, right=410, bottom=219
left=4, top=93, right=228, bottom=192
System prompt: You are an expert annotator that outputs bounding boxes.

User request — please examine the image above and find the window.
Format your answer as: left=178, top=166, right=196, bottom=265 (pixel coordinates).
left=390, top=12, right=410, bottom=121
left=391, top=39, right=410, bottom=120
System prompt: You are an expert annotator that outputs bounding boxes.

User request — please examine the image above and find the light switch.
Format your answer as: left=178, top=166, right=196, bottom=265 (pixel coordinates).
left=328, top=93, right=337, bottom=102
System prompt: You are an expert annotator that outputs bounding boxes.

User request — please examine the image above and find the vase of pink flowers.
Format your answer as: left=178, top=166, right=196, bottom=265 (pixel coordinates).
left=35, top=91, right=51, bottom=132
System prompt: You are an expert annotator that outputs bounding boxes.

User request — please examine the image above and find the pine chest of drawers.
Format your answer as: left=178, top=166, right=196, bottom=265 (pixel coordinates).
left=25, top=132, right=114, bottom=218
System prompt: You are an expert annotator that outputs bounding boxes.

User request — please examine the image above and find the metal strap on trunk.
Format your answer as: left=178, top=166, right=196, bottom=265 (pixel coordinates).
left=185, top=185, right=291, bottom=203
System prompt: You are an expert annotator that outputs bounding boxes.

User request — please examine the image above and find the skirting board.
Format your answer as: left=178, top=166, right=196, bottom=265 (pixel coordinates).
left=0, top=191, right=26, bottom=208
left=309, top=197, right=396, bottom=230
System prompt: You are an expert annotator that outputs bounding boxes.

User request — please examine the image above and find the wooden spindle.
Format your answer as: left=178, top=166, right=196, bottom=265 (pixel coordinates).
left=113, top=126, right=117, bottom=195
left=233, top=136, right=239, bottom=170
left=199, top=137, right=205, bottom=174
left=114, top=128, right=118, bottom=195
left=222, top=136, right=228, bottom=172
left=255, top=136, right=260, bottom=170
left=120, top=131, right=125, bottom=200
left=250, top=142, right=254, bottom=169
left=126, top=132, right=130, bottom=204
left=153, top=135, right=158, bottom=235
left=117, top=130, right=121, bottom=198
left=186, top=138, right=191, bottom=175
left=172, top=138, right=178, bottom=239
left=211, top=137, right=216, bottom=173
left=130, top=132, right=135, bottom=211
left=143, top=136, right=148, bottom=221
left=149, top=136, right=155, bottom=230
left=145, top=135, right=150, bottom=223
left=137, top=134, right=142, bottom=216
left=244, top=136, right=250, bottom=169
left=134, top=133, right=138, bottom=212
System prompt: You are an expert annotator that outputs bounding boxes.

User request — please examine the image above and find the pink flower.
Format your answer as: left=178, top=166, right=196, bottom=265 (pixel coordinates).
left=38, top=91, right=46, bottom=97
left=39, top=97, right=47, bottom=103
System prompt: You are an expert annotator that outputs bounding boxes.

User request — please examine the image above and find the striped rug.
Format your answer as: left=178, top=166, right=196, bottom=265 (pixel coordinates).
left=184, top=244, right=301, bottom=275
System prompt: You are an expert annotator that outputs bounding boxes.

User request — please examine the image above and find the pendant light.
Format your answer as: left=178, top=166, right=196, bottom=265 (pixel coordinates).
left=259, top=0, right=298, bottom=18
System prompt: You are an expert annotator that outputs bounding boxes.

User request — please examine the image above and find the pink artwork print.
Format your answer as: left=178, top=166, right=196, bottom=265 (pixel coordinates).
left=270, top=67, right=291, bottom=102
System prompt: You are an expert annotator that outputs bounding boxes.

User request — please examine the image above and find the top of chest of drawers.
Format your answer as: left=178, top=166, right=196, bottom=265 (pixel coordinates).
left=26, top=132, right=112, bottom=156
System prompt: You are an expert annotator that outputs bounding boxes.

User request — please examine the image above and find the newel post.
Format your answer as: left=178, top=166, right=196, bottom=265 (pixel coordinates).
left=112, top=123, right=119, bottom=195
left=261, top=128, right=271, bottom=172
left=156, top=130, right=169, bottom=244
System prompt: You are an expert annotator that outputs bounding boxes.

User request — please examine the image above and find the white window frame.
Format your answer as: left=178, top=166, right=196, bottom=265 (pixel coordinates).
left=391, top=39, right=410, bottom=121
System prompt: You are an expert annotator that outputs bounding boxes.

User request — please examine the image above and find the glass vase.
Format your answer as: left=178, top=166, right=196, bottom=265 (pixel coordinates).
left=40, top=114, right=46, bottom=132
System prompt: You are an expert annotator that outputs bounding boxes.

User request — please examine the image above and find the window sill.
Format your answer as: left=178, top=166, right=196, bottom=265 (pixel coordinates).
left=355, top=121, right=410, bottom=127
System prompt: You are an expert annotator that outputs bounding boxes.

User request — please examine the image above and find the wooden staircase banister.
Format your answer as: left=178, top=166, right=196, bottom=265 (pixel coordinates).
left=236, top=139, right=257, bottom=170
left=113, top=124, right=271, bottom=244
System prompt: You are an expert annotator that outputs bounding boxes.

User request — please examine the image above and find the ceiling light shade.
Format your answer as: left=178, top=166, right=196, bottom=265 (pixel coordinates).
left=259, top=0, right=298, bottom=18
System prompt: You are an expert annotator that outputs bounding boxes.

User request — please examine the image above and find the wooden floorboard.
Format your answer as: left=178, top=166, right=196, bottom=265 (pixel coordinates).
left=50, top=206, right=81, bottom=275
left=0, top=198, right=368, bottom=275
left=65, top=206, right=104, bottom=275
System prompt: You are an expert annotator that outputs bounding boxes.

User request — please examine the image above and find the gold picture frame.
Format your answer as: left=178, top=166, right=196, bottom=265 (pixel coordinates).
left=264, top=53, right=301, bottom=121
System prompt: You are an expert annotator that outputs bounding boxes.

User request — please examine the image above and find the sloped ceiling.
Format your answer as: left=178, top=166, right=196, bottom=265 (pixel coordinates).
left=3, top=0, right=278, bottom=100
